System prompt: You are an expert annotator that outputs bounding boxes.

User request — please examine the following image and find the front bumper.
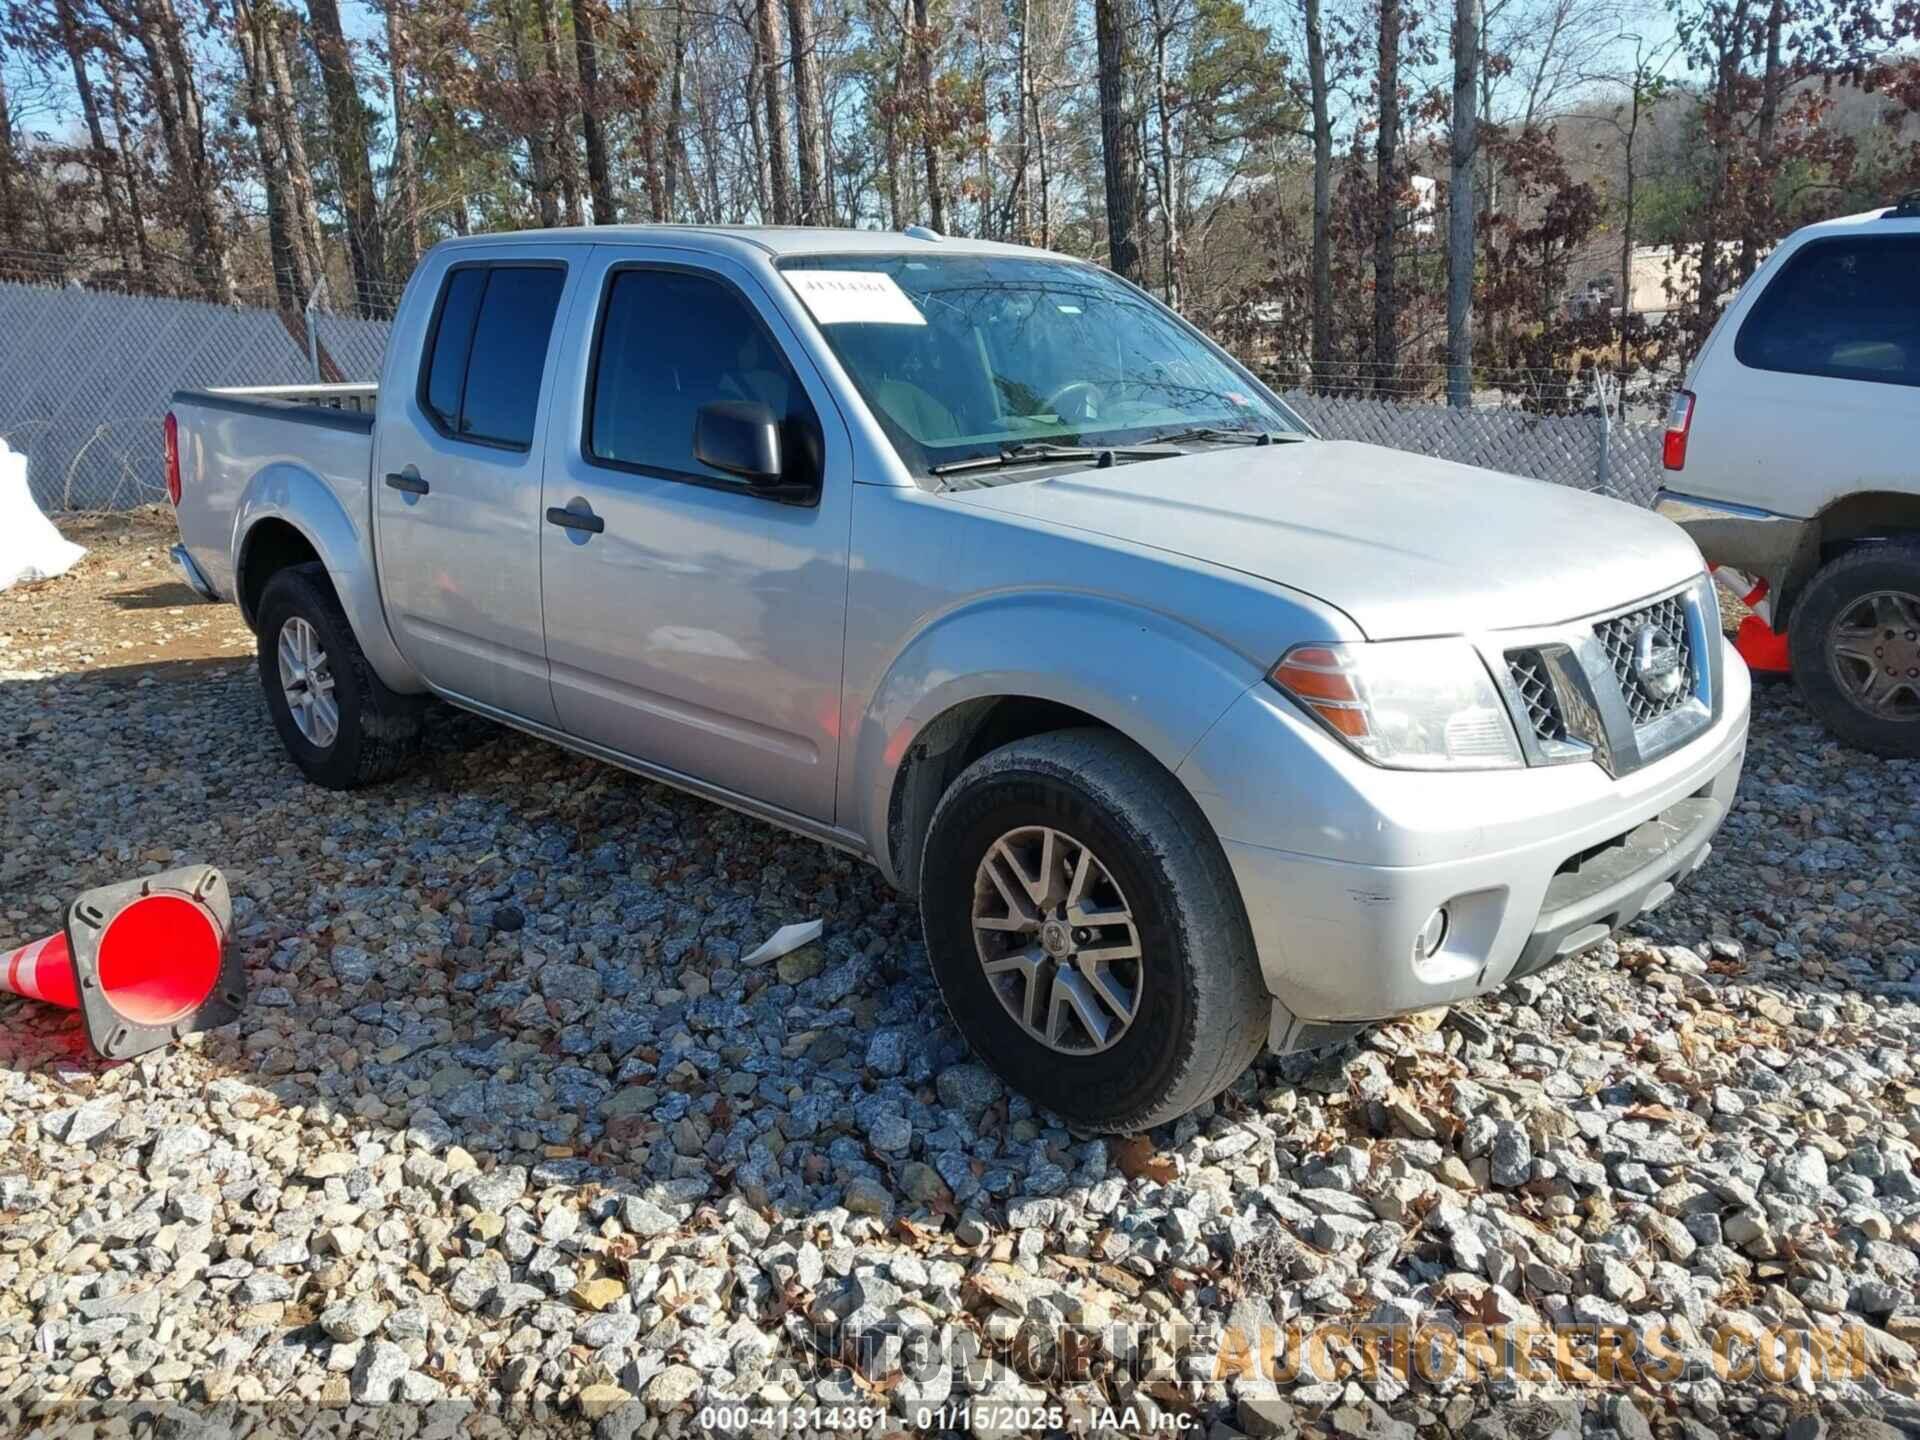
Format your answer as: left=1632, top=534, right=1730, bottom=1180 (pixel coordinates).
left=1178, top=635, right=1750, bottom=1041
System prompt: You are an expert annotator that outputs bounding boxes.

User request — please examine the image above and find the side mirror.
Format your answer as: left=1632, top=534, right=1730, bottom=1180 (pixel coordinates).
left=694, top=401, right=782, bottom=487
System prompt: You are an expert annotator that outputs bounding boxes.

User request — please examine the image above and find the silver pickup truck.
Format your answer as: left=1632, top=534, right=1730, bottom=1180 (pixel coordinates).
left=168, top=226, right=1750, bottom=1130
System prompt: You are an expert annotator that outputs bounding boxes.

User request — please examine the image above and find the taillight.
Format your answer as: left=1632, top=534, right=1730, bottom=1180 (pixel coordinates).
left=164, top=411, right=181, bottom=505
left=1662, top=390, right=1694, bottom=471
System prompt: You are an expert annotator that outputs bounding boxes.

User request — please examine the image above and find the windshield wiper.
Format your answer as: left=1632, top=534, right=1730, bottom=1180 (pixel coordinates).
left=929, top=441, right=1176, bottom=477
left=1151, top=426, right=1302, bottom=447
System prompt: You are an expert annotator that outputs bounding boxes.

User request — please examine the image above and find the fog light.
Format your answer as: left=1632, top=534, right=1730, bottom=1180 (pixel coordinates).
left=1413, top=907, right=1450, bottom=963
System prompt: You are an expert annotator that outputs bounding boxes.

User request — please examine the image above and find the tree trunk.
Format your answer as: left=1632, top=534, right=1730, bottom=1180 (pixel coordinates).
left=1011, top=0, right=1031, bottom=240
left=753, top=0, right=793, bottom=222
left=1094, top=0, right=1143, bottom=279
left=104, top=54, right=155, bottom=278
left=536, top=0, right=585, bottom=226
left=664, top=7, right=687, bottom=219
left=1304, top=0, right=1331, bottom=380
left=1372, top=0, right=1402, bottom=390
left=128, top=0, right=228, bottom=297
left=508, top=0, right=562, bottom=226
left=571, top=0, right=616, bottom=222
left=1740, top=0, right=1783, bottom=282
left=386, top=0, right=422, bottom=267
left=1150, top=0, right=1180, bottom=306
left=912, top=0, right=945, bottom=229
left=0, top=46, right=21, bottom=252
left=788, top=0, right=825, bottom=221
left=1696, top=0, right=1749, bottom=333
left=1445, top=0, right=1478, bottom=406
left=54, top=0, right=139, bottom=280
left=233, top=0, right=305, bottom=307
left=1619, top=74, right=1642, bottom=373
left=308, top=0, right=388, bottom=313
left=260, top=3, right=325, bottom=289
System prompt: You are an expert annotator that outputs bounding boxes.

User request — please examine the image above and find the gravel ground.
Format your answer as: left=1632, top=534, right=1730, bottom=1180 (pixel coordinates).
left=2, top=513, right=1919, bottom=1440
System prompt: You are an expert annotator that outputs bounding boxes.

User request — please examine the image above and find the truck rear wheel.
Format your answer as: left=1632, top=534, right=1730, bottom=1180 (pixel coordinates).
left=918, top=728, right=1268, bottom=1132
left=256, top=563, right=424, bottom=789
left=1788, top=540, right=1920, bottom=758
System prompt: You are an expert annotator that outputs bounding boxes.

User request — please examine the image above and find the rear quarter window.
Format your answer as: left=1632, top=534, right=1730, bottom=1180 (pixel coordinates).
left=416, top=263, right=567, bottom=449
left=1735, top=234, right=1920, bottom=388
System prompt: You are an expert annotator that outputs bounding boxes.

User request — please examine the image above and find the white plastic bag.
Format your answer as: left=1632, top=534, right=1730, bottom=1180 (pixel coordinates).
left=0, top=440, right=86, bottom=591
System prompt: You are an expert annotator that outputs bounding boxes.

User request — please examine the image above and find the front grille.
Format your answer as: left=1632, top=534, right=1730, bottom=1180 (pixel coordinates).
left=1594, top=595, right=1695, bottom=726
left=1508, top=652, right=1568, bottom=743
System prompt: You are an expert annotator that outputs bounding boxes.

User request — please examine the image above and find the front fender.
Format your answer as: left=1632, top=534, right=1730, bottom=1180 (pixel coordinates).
left=851, top=590, right=1262, bottom=886
left=233, top=465, right=422, bottom=695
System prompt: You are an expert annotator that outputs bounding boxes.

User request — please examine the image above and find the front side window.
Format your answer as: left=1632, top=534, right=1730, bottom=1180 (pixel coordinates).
left=1736, top=235, right=1920, bottom=388
left=418, top=264, right=567, bottom=449
left=587, top=267, right=820, bottom=487
left=777, top=253, right=1302, bottom=478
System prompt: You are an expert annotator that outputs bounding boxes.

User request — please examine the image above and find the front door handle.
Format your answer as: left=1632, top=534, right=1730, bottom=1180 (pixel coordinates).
left=546, top=504, right=604, bottom=535
left=385, top=472, right=429, bottom=495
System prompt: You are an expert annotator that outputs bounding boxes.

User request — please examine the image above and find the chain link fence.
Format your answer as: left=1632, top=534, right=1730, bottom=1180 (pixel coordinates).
left=0, top=278, right=389, bottom=511
left=1, top=278, right=1666, bottom=513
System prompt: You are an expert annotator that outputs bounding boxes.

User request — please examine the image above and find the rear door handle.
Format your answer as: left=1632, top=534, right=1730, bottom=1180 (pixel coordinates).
left=546, top=505, right=604, bottom=534
left=385, top=472, right=429, bottom=495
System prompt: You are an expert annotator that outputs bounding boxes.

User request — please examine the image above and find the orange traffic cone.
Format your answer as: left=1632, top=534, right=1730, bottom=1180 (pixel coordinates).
left=1710, top=564, right=1793, bottom=676
left=1, top=865, right=243, bottom=1060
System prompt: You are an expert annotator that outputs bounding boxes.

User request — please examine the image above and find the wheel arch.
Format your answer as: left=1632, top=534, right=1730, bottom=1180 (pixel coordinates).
left=854, top=591, right=1262, bottom=893
left=232, top=463, right=423, bottom=694
left=1778, top=490, right=1920, bottom=625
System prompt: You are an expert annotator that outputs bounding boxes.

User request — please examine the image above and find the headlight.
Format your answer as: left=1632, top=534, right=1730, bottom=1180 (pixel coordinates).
left=1270, top=639, right=1524, bottom=770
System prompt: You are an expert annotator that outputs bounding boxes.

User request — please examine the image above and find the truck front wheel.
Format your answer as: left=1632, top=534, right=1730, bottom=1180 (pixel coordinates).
left=918, top=728, right=1268, bottom=1132
left=1788, top=539, right=1920, bottom=758
left=256, top=563, right=424, bottom=789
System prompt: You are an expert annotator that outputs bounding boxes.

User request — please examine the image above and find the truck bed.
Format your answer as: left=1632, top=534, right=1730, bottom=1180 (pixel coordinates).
left=169, top=384, right=379, bottom=612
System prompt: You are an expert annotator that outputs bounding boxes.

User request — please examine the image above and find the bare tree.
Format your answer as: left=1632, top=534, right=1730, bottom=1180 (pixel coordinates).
left=788, top=0, right=826, bottom=221
left=757, top=0, right=794, bottom=220
left=386, top=0, right=423, bottom=265
left=912, top=0, right=945, bottom=228
left=233, top=0, right=306, bottom=304
left=572, top=0, right=616, bottom=222
left=260, top=2, right=324, bottom=285
left=0, top=39, right=22, bottom=249
left=535, top=0, right=585, bottom=225
left=308, top=0, right=388, bottom=311
left=54, top=0, right=139, bottom=279
left=1372, top=0, right=1402, bottom=387
left=1303, top=0, right=1332, bottom=375
left=1446, top=0, right=1479, bottom=404
left=1095, top=0, right=1143, bottom=278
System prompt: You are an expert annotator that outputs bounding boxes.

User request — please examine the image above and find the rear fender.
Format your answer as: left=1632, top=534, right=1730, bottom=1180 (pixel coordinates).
left=852, top=591, right=1261, bottom=888
left=234, top=464, right=421, bottom=694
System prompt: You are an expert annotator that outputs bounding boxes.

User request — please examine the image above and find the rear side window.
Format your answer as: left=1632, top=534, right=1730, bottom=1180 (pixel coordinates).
left=586, top=268, right=820, bottom=488
left=1736, top=235, right=1920, bottom=388
left=418, top=265, right=567, bottom=448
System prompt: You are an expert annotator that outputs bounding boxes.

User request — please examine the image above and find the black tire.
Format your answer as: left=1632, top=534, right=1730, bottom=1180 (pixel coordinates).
left=256, top=562, right=425, bottom=789
left=1787, top=539, right=1920, bottom=759
left=918, top=728, right=1268, bottom=1132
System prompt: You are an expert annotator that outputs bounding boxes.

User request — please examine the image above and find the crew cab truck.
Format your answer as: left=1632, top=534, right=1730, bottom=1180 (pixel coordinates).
left=1659, top=202, right=1920, bottom=757
left=169, top=227, right=1750, bottom=1130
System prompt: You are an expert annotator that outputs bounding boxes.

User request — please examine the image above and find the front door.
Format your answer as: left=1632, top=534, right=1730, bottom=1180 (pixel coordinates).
left=537, top=250, right=852, bottom=821
left=374, top=249, right=579, bottom=726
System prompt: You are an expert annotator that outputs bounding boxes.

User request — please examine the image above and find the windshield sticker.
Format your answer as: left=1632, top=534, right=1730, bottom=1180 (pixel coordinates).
left=786, top=270, right=928, bottom=327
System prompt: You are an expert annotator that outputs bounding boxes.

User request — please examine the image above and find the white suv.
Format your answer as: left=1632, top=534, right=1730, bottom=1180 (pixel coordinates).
left=1658, top=202, right=1920, bottom=756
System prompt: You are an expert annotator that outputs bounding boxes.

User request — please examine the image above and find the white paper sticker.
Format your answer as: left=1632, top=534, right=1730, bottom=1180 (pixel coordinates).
left=786, top=270, right=927, bottom=326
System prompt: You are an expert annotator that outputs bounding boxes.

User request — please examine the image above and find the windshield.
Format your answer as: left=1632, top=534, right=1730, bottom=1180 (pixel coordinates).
left=777, top=253, right=1305, bottom=479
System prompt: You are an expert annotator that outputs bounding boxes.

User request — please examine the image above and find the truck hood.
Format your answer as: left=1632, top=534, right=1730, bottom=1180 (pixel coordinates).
left=946, top=440, right=1704, bottom=639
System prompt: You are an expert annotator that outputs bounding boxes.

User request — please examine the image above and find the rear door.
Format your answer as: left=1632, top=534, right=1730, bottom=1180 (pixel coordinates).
left=536, top=247, right=852, bottom=822
left=1687, top=230, right=1920, bottom=516
left=374, top=247, right=578, bottom=725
